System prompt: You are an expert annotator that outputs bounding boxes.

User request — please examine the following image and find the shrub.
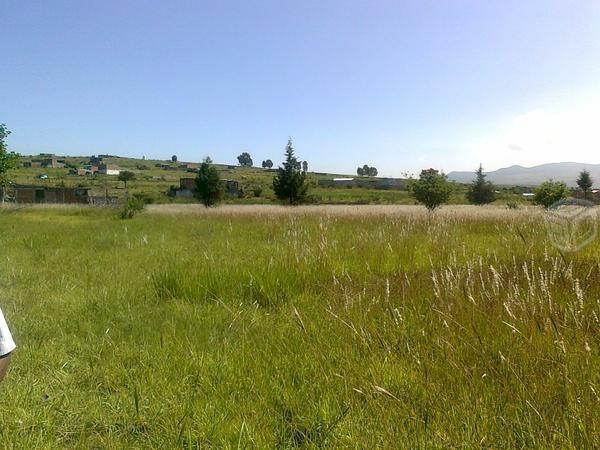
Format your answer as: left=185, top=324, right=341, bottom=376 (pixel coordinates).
left=119, top=195, right=146, bottom=219
left=135, top=192, right=155, bottom=204
left=534, top=180, right=569, bottom=208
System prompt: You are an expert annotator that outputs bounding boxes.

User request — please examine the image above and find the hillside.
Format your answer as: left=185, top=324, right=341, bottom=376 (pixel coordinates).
left=448, top=162, right=600, bottom=187
left=11, top=154, right=421, bottom=205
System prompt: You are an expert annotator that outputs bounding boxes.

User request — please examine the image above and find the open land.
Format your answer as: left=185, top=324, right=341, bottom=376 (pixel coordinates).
left=0, top=204, right=597, bottom=447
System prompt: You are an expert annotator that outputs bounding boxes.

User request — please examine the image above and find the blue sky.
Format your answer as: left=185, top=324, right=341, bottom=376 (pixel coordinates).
left=2, top=1, right=600, bottom=176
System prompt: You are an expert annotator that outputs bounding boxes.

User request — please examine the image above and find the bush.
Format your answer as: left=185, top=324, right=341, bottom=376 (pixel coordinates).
left=135, top=192, right=155, bottom=204
left=534, top=180, right=569, bottom=208
left=119, top=195, right=146, bottom=219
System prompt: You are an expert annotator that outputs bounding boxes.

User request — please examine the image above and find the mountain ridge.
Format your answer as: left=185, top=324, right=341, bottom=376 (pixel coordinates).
left=448, top=162, right=600, bottom=187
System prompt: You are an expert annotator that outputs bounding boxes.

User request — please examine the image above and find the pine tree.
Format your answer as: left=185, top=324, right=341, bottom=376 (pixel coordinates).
left=576, top=169, right=593, bottom=199
left=273, top=138, right=308, bottom=205
left=466, top=164, right=495, bottom=205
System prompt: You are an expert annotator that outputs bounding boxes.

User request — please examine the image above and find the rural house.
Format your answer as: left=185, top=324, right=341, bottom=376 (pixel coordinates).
left=318, top=177, right=405, bottom=190
left=23, top=156, right=66, bottom=169
left=98, top=164, right=120, bottom=175
left=179, top=163, right=199, bottom=171
left=41, top=157, right=66, bottom=169
left=1, top=185, right=91, bottom=204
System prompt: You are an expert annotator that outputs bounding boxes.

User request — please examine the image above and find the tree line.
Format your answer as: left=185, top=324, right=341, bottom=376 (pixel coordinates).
left=407, top=165, right=595, bottom=211
left=196, top=139, right=309, bottom=206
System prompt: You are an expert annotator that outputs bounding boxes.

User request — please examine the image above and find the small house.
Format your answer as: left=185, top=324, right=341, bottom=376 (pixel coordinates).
left=23, top=161, right=42, bottom=168
left=2, top=185, right=91, bottom=204
left=98, top=164, right=120, bottom=175
left=40, top=158, right=66, bottom=169
left=179, top=163, right=199, bottom=171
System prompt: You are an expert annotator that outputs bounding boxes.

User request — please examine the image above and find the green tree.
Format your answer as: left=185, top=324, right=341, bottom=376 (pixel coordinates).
left=534, top=180, right=569, bottom=208
left=409, top=168, right=453, bottom=211
left=576, top=169, right=593, bottom=199
left=0, top=124, right=19, bottom=203
left=302, top=160, right=308, bottom=173
left=237, top=152, right=253, bottom=167
left=195, top=162, right=223, bottom=207
left=273, top=138, right=309, bottom=205
left=262, top=159, right=273, bottom=169
left=118, top=171, right=136, bottom=196
left=171, top=155, right=178, bottom=162
left=466, top=164, right=496, bottom=205
left=357, top=164, right=378, bottom=177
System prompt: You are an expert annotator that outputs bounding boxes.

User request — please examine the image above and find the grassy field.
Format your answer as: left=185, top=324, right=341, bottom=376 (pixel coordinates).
left=0, top=205, right=597, bottom=448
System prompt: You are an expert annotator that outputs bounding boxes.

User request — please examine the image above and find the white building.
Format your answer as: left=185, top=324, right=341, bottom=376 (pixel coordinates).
left=98, top=164, right=120, bottom=176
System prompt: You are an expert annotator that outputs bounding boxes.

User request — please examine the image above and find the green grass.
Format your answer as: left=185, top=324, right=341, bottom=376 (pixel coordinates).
left=0, top=206, right=597, bottom=448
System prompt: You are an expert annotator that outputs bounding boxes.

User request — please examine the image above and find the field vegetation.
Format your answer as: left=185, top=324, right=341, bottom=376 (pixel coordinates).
left=0, top=204, right=597, bottom=447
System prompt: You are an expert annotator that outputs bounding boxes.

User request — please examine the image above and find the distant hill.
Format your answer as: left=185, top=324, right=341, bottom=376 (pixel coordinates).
left=448, top=162, right=600, bottom=187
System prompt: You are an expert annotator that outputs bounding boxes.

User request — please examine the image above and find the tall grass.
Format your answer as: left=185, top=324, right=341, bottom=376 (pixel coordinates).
left=0, top=206, right=597, bottom=448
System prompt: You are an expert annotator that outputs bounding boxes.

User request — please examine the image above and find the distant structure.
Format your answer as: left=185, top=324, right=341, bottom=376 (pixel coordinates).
left=318, top=177, right=405, bottom=190
left=41, top=157, right=66, bottom=169
left=70, top=165, right=98, bottom=176
left=22, top=161, right=42, bottom=168
left=98, top=164, right=120, bottom=175
left=1, top=185, right=91, bottom=204
left=179, top=163, right=199, bottom=171
left=23, top=156, right=66, bottom=169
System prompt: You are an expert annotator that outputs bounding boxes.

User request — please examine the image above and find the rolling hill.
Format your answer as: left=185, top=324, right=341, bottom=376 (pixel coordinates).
left=448, top=162, right=600, bottom=187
